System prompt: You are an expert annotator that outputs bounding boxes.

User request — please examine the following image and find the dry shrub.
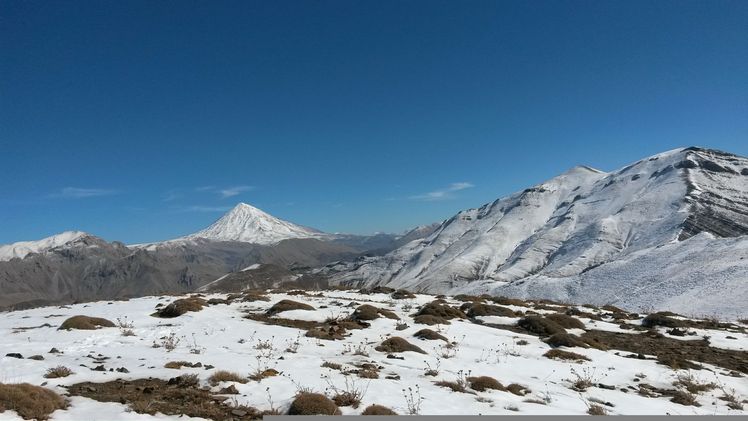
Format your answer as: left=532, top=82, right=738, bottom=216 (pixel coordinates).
left=350, top=305, right=399, bottom=321
left=517, top=316, right=566, bottom=336
left=154, top=297, right=207, bottom=318
left=587, top=404, right=608, bottom=415
left=673, top=372, right=716, bottom=394
left=543, top=349, right=590, bottom=362
left=413, top=315, right=449, bottom=325
left=59, top=315, right=115, bottom=330
left=467, top=376, right=505, bottom=392
left=164, top=361, right=200, bottom=369
left=671, top=390, right=700, bottom=406
left=375, top=337, right=426, bottom=354
left=288, top=393, right=341, bottom=415
left=44, top=366, right=73, bottom=379
left=506, top=383, right=531, bottom=396
left=266, top=299, right=315, bottom=315
left=453, top=294, right=485, bottom=302
left=391, top=289, right=416, bottom=299
left=465, top=303, right=516, bottom=318
left=642, top=313, right=683, bottom=328
left=0, top=383, right=68, bottom=420
left=361, top=404, right=397, bottom=415
left=545, top=313, right=585, bottom=330
left=208, top=370, right=247, bottom=386
left=321, top=361, right=342, bottom=370
left=435, top=380, right=469, bottom=393
left=490, top=296, right=528, bottom=306
left=241, top=292, right=270, bottom=302
left=413, top=328, right=448, bottom=342
left=545, top=332, right=588, bottom=348
left=414, top=302, right=466, bottom=320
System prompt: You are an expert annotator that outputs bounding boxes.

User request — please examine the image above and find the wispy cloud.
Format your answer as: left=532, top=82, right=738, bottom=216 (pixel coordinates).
left=192, top=185, right=255, bottom=199
left=172, top=205, right=232, bottom=213
left=219, top=185, right=254, bottom=199
left=410, top=182, right=474, bottom=201
left=162, top=189, right=182, bottom=202
left=50, top=187, right=118, bottom=199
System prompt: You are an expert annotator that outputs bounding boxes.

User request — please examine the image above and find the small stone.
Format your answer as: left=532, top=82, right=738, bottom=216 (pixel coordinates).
left=116, top=367, right=129, bottom=373
left=219, top=385, right=239, bottom=395
left=27, top=355, right=45, bottom=361
left=92, top=365, right=106, bottom=371
left=49, top=348, right=61, bottom=354
left=231, top=409, right=247, bottom=417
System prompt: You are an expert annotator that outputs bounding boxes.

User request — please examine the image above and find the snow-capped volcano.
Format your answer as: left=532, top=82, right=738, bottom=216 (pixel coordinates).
left=329, top=147, right=748, bottom=302
left=0, top=231, right=91, bottom=261
left=183, top=202, right=325, bottom=244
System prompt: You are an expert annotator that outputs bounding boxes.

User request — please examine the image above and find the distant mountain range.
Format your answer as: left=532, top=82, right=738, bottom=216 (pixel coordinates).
left=0, top=203, right=434, bottom=309
left=1, top=146, right=746, bottom=316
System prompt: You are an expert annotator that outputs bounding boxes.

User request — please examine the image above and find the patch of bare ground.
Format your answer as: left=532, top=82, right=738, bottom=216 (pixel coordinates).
left=580, top=330, right=748, bottom=373
left=244, top=313, right=367, bottom=341
left=67, top=377, right=261, bottom=419
left=0, top=383, right=68, bottom=420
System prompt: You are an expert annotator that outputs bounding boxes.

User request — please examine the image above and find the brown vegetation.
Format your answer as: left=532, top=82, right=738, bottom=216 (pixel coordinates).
left=0, top=383, right=68, bottom=420
left=375, top=337, right=426, bottom=354
left=288, top=393, right=341, bottom=415
left=59, top=315, right=115, bottom=330
left=153, top=297, right=207, bottom=318
left=266, top=300, right=315, bottom=315
left=543, top=349, right=591, bottom=362
left=208, top=370, right=247, bottom=386
left=517, top=316, right=566, bottom=336
left=413, top=328, right=448, bottom=341
left=361, top=404, right=397, bottom=415
left=467, top=376, right=505, bottom=392
left=44, top=366, right=73, bottom=379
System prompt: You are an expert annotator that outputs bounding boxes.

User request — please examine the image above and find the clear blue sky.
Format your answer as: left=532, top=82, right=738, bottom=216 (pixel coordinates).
left=1, top=0, right=746, bottom=244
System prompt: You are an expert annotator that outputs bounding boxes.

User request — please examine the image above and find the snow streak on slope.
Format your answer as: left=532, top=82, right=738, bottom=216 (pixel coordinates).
left=330, top=148, right=748, bottom=303
left=185, top=203, right=325, bottom=245
left=0, top=231, right=90, bottom=261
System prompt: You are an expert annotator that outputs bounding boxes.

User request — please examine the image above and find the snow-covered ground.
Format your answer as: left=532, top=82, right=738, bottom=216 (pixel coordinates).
left=0, top=291, right=746, bottom=419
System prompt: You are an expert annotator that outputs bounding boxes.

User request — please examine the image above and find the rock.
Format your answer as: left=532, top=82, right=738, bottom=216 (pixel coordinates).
left=5, top=353, right=23, bottom=359
left=219, top=385, right=240, bottom=395
left=231, top=409, right=247, bottom=417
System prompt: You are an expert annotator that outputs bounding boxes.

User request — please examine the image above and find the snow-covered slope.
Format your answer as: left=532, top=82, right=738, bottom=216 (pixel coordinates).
left=0, top=231, right=90, bottom=261
left=329, top=147, right=748, bottom=309
left=151, top=202, right=324, bottom=246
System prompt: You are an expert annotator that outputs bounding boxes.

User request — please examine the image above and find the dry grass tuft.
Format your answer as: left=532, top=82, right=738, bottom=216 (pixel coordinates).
left=543, top=349, right=591, bottom=362
left=361, top=404, right=397, bottom=415
left=153, top=297, right=207, bottom=318
left=208, top=370, right=247, bottom=386
left=288, top=393, right=341, bottom=415
left=413, top=328, right=448, bottom=342
left=517, top=316, right=566, bottom=336
left=587, top=404, right=608, bottom=415
left=266, top=300, right=315, bottom=315
left=467, top=376, right=505, bottom=392
left=59, top=315, right=115, bottom=330
left=545, top=332, right=588, bottom=348
left=0, top=383, right=68, bottom=420
left=375, top=337, right=426, bottom=354
left=545, top=313, right=585, bottom=330
left=44, top=366, right=73, bottom=379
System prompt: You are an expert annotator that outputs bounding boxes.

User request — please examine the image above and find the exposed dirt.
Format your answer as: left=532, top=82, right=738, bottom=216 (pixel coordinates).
left=581, top=330, right=748, bottom=373
left=67, top=377, right=261, bottom=419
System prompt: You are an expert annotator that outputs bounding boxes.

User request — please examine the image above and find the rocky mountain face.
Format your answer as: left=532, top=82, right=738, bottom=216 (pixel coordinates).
left=327, top=147, right=748, bottom=316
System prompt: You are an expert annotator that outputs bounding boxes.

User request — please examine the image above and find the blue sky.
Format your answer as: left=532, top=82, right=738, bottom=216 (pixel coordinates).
left=1, top=0, right=746, bottom=244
